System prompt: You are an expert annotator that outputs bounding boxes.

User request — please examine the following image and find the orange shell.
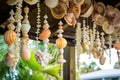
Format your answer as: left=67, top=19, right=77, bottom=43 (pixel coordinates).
left=39, top=28, right=51, bottom=40
left=114, top=43, right=120, bottom=50
left=56, top=37, right=67, bottom=49
left=4, top=30, right=16, bottom=45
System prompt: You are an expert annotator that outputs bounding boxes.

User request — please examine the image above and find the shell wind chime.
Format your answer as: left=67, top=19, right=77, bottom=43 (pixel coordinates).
left=21, top=6, right=31, bottom=60
left=4, top=10, right=18, bottom=68
left=56, top=21, right=67, bottom=75
left=36, top=15, right=52, bottom=67
left=82, top=20, right=90, bottom=53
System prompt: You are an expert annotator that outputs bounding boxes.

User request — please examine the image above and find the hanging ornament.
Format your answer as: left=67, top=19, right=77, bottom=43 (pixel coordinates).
left=4, top=10, right=18, bottom=68
left=99, top=32, right=106, bottom=65
left=21, top=6, right=31, bottom=60
left=35, top=0, right=41, bottom=51
left=108, top=35, right=112, bottom=64
left=56, top=21, right=67, bottom=76
left=82, top=20, right=89, bottom=53
left=36, top=15, right=52, bottom=67
left=56, top=21, right=67, bottom=64
left=75, top=22, right=81, bottom=73
left=93, top=31, right=103, bottom=59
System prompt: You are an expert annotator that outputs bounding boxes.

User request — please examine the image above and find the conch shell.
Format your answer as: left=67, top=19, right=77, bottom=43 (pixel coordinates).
left=5, top=53, right=18, bottom=67
left=20, top=44, right=30, bottom=60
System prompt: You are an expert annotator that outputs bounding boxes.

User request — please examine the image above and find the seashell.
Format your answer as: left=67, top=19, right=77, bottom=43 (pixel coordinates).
left=74, top=0, right=85, bottom=5
left=106, top=5, right=116, bottom=17
left=56, top=37, right=67, bottom=49
left=4, top=30, right=16, bottom=45
left=82, top=41, right=89, bottom=52
left=102, top=20, right=114, bottom=34
left=51, top=3, right=67, bottom=19
left=114, top=39, right=120, bottom=50
left=114, top=26, right=120, bottom=36
left=7, top=0, right=18, bottom=6
left=22, top=24, right=31, bottom=32
left=68, top=0, right=84, bottom=18
left=92, top=47, right=102, bottom=59
left=94, top=2, right=106, bottom=16
left=24, top=0, right=38, bottom=5
left=57, top=54, right=66, bottom=63
left=92, top=14, right=104, bottom=25
left=20, top=44, right=30, bottom=60
left=99, top=55, right=106, bottom=65
left=64, top=13, right=77, bottom=26
left=39, top=28, right=51, bottom=40
left=45, top=0, right=58, bottom=8
left=5, top=53, right=18, bottom=67
left=81, top=0, right=93, bottom=18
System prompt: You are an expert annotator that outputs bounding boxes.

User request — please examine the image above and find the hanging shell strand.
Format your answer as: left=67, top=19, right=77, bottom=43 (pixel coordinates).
left=56, top=21, right=67, bottom=76
left=4, top=10, right=18, bottom=68
left=38, top=15, right=52, bottom=67
left=21, top=6, right=31, bottom=60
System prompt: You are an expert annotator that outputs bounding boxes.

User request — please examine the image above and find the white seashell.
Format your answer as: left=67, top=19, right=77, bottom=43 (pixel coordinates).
left=24, top=0, right=38, bottom=5
left=22, top=24, right=31, bottom=32
left=7, top=0, right=18, bottom=6
left=21, top=44, right=30, bottom=60
left=45, top=0, right=59, bottom=8
left=57, top=54, right=66, bottom=64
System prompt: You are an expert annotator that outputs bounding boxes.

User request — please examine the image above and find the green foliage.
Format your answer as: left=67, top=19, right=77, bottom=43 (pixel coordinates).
left=0, top=35, right=61, bottom=80
left=80, top=62, right=101, bottom=74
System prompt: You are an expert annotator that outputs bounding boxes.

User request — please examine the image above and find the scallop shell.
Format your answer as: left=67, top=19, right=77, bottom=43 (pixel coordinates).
left=102, top=20, right=114, bottom=34
left=24, top=0, right=38, bottom=5
left=7, top=0, right=18, bottom=6
left=45, top=0, right=58, bottom=8
left=51, top=3, right=67, bottom=19
left=94, top=2, right=106, bottom=16
left=81, top=0, right=93, bottom=18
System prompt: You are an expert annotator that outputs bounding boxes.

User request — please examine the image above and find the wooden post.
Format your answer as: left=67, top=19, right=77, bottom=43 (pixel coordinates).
left=70, top=46, right=75, bottom=80
left=63, top=46, right=76, bottom=80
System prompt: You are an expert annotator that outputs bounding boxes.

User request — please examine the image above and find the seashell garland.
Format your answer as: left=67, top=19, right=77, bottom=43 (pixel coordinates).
left=4, top=10, right=18, bottom=68
left=21, top=6, right=31, bottom=60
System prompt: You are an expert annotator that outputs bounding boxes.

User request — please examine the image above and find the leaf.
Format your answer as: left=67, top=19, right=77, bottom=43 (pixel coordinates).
left=22, top=50, right=43, bottom=72
left=31, top=73, right=46, bottom=80
left=43, top=64, right=62, bottom=80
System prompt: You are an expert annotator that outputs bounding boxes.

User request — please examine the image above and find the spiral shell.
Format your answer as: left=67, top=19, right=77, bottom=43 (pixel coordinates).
left=4, top=30, right=16, bottom=45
